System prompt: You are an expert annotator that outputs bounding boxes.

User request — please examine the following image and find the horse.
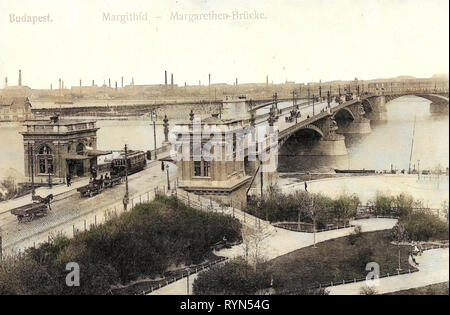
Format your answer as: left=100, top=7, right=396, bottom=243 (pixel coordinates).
left=32, top=194, right=54, bottom=210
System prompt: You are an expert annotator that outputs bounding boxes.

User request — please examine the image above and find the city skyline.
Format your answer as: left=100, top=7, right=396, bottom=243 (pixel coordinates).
left=1, top=0, right=449, bottom=89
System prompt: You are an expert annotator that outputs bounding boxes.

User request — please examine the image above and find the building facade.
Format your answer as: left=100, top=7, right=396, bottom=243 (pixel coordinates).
left=176, top=115, right=252, bottom=207
left=0, top=97, right=33, bottom=121
left=21, top=116, right=104, bottom=182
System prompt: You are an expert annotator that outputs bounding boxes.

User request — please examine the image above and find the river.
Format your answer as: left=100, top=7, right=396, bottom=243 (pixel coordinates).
left=0, top=95, right=448, bottom=180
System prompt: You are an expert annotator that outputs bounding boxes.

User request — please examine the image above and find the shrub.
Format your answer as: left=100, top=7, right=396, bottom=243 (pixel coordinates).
left=348, top=225, right=363, bottom=245
left=0, top=195, right=242, bottom=294
left=193, top=258, right=271, bottom=295
left=399, top=210, right=449, bottom=241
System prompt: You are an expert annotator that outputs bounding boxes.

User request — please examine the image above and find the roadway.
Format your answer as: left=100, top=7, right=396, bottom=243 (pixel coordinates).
left=0, top=161, right=177, bottom=255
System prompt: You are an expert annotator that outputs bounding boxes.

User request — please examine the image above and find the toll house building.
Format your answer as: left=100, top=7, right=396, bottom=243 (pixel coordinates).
left=21, top=116, right=109, bottom=183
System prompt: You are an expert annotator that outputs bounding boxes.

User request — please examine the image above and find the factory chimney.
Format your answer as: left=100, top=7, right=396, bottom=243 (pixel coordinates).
left=171, top=73, right=174, bottom=87
left=92, top=80, right=94, bottom=87
left=121, top=76, right=124, bottom=88
left=115, top=81, right=117, bottom=90
left=18, top=70, right=22, bottom=86
left=266, top=75, right=268, bottom=86
left=4, top=77, right=7, bottom=88
left=59, top=78, right=61, bottom=90
left=108, top=78, right=111, bottom=88
left=165, top=71, right=167, bottom=86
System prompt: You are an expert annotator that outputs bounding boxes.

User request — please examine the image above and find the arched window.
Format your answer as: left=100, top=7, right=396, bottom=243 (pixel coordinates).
left=38, top=145, right=53, bottom=174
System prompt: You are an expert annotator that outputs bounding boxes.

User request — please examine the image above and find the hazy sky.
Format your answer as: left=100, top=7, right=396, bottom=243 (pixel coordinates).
left=0, top=0, right=448, bottom=88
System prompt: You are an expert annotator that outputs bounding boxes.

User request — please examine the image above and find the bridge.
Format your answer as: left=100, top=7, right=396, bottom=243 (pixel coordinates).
left=163, top=88, right=449, bottom=207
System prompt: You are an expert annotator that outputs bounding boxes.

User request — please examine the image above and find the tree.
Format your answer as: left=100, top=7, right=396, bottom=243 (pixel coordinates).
left=242, top=225, right=272, bottom=269
left=391, top=223, right=409, bottom=271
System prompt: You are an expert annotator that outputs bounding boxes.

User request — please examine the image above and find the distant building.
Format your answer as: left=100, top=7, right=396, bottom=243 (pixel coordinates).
left=21, top=116, right=108, bottom=182
left=0, top=96, right=33, bottom=121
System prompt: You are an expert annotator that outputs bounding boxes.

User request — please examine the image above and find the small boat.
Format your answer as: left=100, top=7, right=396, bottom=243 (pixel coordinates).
left=334, top=169, right=375, bottom=174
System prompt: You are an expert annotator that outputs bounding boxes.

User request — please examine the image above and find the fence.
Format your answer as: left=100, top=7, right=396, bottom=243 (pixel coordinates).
left=272, top=222, right=356, bottom=233
left=136, top=257, right=228, bottom=295
left=172, top=188, right=271, bottom=230
left=2, top=182, right=174, bottom=256
left=282, top=243, right=450, bottom=294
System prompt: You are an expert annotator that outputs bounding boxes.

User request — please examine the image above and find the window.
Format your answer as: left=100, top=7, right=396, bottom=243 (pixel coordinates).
left=76, top=143, right=85, bottom=155
left=38, top=145, right=54, bottom=174
left=203, top=161, right=210, bottom=177
left=194, top=161, right=202, bottom=177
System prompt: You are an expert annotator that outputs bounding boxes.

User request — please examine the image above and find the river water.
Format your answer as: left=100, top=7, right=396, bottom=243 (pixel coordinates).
left=0, top=96, right=448, bottom=180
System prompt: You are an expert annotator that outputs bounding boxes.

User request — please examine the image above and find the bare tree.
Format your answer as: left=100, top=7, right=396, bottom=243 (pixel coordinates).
left=242, top=225, right=272, bottom=270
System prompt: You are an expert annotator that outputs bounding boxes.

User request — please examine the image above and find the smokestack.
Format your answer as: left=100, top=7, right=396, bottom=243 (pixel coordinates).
left=59, top=78, right=61, bottom=90
left=4, top=77, right=7, bottom=88
left=92, top=80, right=94, bottom=86
left=209, top=74, right=211, bottom=87
left=18, top=70, right=22, bottom=86
left=80, top=79, right=82, bottom=87
left=171, top=73, right=174, bottom=87
left=108, top=79, right=111, bottom=88
left=50, top=84, right=52, bottom=90
left=266, top=75, right=268, bottom=86
left=235, top=78, right=238, bottom=86
left=115, top=81, right=117, bottom=90
left=165, top=71, right=167, bottom=86
left=121, top=76, right=124, bottom=88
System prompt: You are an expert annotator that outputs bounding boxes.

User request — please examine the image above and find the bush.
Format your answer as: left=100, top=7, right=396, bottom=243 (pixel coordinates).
left=348, top=225, right=363, bottom=245
left=246, top=188, right=358, bottom=229
left=399, top=210, right=449, bottom=241
left=193, top=258, right=271, bottom=295
left=0, top=195, right=242, bottom=294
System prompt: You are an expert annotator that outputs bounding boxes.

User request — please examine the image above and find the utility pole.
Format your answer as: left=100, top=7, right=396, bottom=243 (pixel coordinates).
left=29, top=143, right=35, bottom=197
left=166, top=163, right=171, bottom=191
left=311, top=197, right=317, bottom=248
left=0, top=228, right=3, bottom=262
left=153, top=110, right=157, bottom=160
left=123, top=144, right=129, bottom=211
left=417, top=159, right=421, bottom=181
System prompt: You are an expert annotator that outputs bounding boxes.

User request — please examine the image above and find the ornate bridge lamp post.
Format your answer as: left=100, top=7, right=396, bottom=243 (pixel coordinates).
left=163, top=115, right=169, bottom=143
left=312, top=94, right=315, bottom=116
left=327, top=90, right=331, bottom=108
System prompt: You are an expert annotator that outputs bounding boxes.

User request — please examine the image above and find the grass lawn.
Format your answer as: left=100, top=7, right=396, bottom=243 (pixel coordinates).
left=386, top=282, right=449, bottom=295
left=267, top=230, right=417, bottom=294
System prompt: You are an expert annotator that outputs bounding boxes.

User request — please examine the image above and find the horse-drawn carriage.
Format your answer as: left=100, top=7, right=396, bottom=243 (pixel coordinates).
left=103, top=175, right=122, bottom=188
left=10, top=194, right=53, bottom=223
left=77, top=179, right=104, bottom=197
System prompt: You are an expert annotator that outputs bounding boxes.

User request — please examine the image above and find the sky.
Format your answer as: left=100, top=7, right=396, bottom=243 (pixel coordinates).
left=0, top=0, right=449, bottom=89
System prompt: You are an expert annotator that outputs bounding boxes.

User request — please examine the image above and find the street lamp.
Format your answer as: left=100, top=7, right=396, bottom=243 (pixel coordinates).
left=166, top=163, right=171, bottom=191
left=152, top=110, right=157, bottom=160
left=417, top=159, right=421, bottom=180
left=123, top=144, right=129, bottom=211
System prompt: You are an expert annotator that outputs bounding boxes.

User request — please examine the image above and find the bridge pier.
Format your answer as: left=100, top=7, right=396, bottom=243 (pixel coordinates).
left=278, top=116, right=349, bottom=172
left=430, top=102, right=449, bottom=115
left=364, top=95, right=387, bottom=121
left=336, top=119, right=371, bottom=134
left=335, top=103, right=371, bottom=135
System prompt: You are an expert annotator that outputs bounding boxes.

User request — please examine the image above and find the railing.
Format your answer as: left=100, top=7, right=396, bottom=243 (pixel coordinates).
left=136, top=257, right=228, bottom=295
left=272, top=222, right=355, bottom=233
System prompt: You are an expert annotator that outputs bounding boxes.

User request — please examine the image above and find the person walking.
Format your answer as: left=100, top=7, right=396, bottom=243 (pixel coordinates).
left=304, top=181, right=308, bottom=192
